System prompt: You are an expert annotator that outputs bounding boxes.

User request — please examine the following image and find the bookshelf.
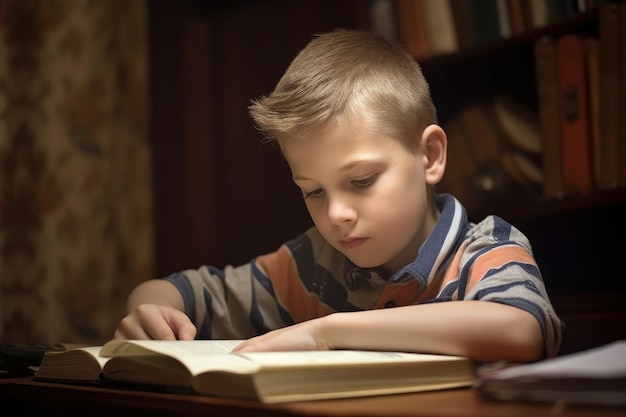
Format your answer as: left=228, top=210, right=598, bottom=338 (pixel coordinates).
left=392, top=1, right=626, bottom=219
left=420, top=9, right=600, bottom=124
left=383, top=0, right=626, bottom=354
left=415, top=5, right=617, bottom=215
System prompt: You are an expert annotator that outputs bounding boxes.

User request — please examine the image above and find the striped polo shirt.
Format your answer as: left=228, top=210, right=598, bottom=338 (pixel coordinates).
left=166, top=193, right=563, bottom=358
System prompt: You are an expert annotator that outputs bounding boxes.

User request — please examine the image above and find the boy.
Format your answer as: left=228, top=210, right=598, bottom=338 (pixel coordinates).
left=115, top=29, right=562, bottom=363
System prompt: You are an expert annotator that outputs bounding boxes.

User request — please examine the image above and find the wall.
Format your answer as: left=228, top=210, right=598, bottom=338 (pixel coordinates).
left=149, top=0, right=368, bottom=275
left=0, top=0, right=154, bottom=345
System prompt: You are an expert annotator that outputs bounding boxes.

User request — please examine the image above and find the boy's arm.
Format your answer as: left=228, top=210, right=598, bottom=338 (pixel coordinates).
left=232, top=300, right=544, bottom=363
left=114, top=279, right=197, bottom=340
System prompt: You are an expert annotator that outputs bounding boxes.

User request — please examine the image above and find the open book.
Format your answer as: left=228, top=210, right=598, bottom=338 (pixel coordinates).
left=35, top=339, right=475, bottom=403
left=474, top=340, right=626, bottom=406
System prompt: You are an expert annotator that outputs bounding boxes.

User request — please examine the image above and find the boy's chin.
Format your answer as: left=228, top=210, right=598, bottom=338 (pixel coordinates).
left=343, top=253, right=384, bottom=270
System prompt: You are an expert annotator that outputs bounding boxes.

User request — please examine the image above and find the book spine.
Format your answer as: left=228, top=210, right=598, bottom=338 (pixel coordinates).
left=557, top=34, right=593, bottom=196
left=395, top=0, right=431, bottom=60
left=597, top=3, right=620, bottom=189
left=553, top=0, right=578, bottom=19
left=459, top=102, right=502, bottom=169
left=497, top=0, right=512, bottom=38
left=534, top=37, right=565, bottom=200
left=506, top=0, right=526, bottom=35
left=584, top=37, right=601, bottom=189
left=520, top=0, right=536, bottom=31
left=468, top=0, right=502, bottom=44
left=618, top=1, right=626, bottom=186
left=369, top=0, right=400, bottom=44
left=449, top=0, right=474, bottom=50
left=423, top=0, right=458, bottom=55
left=529, top=0, right=551, bottom=28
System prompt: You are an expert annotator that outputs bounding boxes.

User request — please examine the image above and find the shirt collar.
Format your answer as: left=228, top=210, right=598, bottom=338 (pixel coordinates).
left=388, top=193, right=468, bottom=285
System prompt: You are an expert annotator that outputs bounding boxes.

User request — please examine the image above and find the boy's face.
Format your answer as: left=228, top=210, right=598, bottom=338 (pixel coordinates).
left=281, top=120, right=441, bottom=275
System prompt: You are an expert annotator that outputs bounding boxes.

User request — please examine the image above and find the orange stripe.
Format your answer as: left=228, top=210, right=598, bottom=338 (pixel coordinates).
left=429, top=239, right=471, bottom=300
left=256, top=248, right=334, bottom=323
left=466, top=245, right=536, bottom=292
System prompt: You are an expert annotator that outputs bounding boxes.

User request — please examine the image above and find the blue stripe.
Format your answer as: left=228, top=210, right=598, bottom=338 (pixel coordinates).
left=401, top=194, right=458, bottom=284
left=482, top=261, right=543, bottom=283
left=474, top=279, right=542, bottom=300
left=492, top=216, right=512, bottom=241
left=285, top=233, right=316, bottom=291
left=248, top=271, right=267, bottom=335
left=207, top=266, right=227, bottom=302
left=164, top=273, right=195, bottom=318
left=198, top=288, right=213, bottom=339
left=250, top=260, right=295, bottom=329
left=438, top=280, right=459, bottom=299
left=197, top=267, right=226, bottom=339
left=457, top=251, right=475, bottom=299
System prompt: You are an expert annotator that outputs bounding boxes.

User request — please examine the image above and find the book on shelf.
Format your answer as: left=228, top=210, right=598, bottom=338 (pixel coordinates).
left=496, top=0, right=512, bottom=38
left=584, top=36, right=601, bottom=188
left=528, top=0, right=552, bottom=28
left=534, top=36, right=565, bottom=200
left=597, top=3, right=621, bottom=189
left=553, top=0, right=579, bottom=19
left=519, top=0, right=535, bottom=31
left=475, top=340, right=626, bottom=406
left=506, top=0, right=527, bottom=36
left=468, top=0, right=502, bottom=43
left=449, top=0, right=474, bottom=50
left=35, top=339, right=476, bottom=403
left=492, top=94, right=542, bottom=156
left=458, top=102, right=503, bottom=169
left=395, top=0, right=431, bottom=60
left=369, top=0, right=400, bottom=44
left=502, top=151, right=543, bottom=188
left=619, top=0, right=626, bottom=186
left=491, top=94, right=543, bottom=191
left=556, top=33, right=593, bottom=197
left=444, top=98, right=543, bottom=213
left=422, top=0, right=458, bottom=55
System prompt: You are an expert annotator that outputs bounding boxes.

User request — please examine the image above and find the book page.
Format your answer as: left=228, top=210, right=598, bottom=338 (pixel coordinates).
left=485, top=340, right=626, bottom=380
left=100, top=339, right=243, bottom=356
left=81, top=345, right=110, bottom=367
left=239, top=350, right=467, bottom=367
left=35, top=345, right=108, bottom=382
left=100, top=341, right=469, bottom=375
left=41, top=345, right=108, bottom=367
left=101, top=340, right=258, bottom=375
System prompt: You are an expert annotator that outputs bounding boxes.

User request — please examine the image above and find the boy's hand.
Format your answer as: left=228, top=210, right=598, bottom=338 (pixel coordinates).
left=232, top=317, right=330, bottom=353
left=114, top=304, right=197, bottom=341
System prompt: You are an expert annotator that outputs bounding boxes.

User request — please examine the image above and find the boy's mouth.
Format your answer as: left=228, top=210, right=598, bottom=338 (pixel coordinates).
left=339, top=237, right=368, bottom=249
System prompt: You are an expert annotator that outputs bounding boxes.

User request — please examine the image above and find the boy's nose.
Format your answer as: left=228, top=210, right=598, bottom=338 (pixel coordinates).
left=327, top=196, right=357, bottom=224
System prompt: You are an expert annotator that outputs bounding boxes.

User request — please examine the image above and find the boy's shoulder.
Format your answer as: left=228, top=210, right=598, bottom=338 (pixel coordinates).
left=467, top=215, right=532, bottom=250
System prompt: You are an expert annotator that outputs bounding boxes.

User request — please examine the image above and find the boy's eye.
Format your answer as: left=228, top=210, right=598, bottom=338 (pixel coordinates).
left=352, top=175, right=377, bottom=188
left=303, top=188, right=324, bottom=199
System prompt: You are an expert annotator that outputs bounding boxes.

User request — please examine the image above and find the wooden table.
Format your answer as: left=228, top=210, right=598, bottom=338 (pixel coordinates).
left=1, top=376, right=624, bottom=417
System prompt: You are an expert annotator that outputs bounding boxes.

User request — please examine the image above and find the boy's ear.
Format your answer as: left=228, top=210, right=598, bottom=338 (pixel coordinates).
left=420, top=124, right=447, bottom=185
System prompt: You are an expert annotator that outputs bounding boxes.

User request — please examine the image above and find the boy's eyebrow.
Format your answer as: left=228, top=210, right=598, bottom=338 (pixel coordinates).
left=338, top=157, right=381, bottom=173
left=292, top=158, right=380, bottom=181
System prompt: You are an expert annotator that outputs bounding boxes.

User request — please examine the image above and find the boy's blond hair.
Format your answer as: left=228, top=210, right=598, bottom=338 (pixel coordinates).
left=249, top=29, right=437, bottom=149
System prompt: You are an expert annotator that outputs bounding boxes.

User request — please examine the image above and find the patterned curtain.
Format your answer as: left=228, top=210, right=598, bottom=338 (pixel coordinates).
left=0, top=0, right=154, bottom=345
